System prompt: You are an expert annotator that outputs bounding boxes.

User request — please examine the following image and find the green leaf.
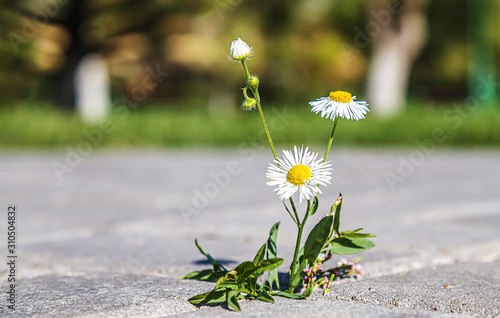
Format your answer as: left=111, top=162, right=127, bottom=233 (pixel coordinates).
left=332, top=193, right=343, bottom=237
left=303, top=216, right=333, bottom=266
left=194, top=239, right=226, bottom=271
left=308, top=196, right=319, bottom=216
left=227, top=290, right=241, bottom=311
left=215, top=279, right=239, bottom=291
left=180, top=269, right=224, bottom=282
left=329, top=237, right=375, bottom=255
left=301, top=283, right=313, bottom=297
left=289, top=259, right=307, bottom=291
left=282, top=203, right=298, bottom=226
left=342, top=228, right=376, bottom=239
left=266, top=222, right=281, bottom=290
left=290, top=246, right=305, bottom=273
left=256, top=290, right=275, bottom=303
left=246, top=277, right=258, bottom=293
left=253, top=258, right=283, bottom=277
left=234, top=261, right=257, bottom=284
left=271, top=290, right=306, bottom=299
left=258, top=284, right=271, bottom=292
left=188, top=288, right=227, bottom=305
left=253, top=243, right=266, bottom=265
left=234, top=261, right=256, bottom=273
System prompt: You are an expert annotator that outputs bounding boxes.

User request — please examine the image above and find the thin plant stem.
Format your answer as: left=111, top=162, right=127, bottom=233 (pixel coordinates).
left=289, top=198, right=300, bottom=227
left=323, top=116, right=339, bottom=163
left=241, top=59, right=251, bottom=80
left=241, top=59, right=277, bottom=159
left=254, top=91, right=277, bottom=159
left=283, top=202, right=299, bottom=226
left=288, top=200, right=311, bottom=291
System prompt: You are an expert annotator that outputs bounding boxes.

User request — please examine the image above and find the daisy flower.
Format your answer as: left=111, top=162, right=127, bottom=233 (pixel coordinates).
left=309, top=90, right=369, bottom=121
left=228, top=38, right=252, bottom=61
left=266, top=146, right=332, bottom=204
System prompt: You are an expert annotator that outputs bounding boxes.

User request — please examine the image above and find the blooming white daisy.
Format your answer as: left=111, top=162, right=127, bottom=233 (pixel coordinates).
left=266, top=146, right=332, bottom=205
left=309, top=90, right=369, bottom=121
left=228, top=38, right=252, bottom=61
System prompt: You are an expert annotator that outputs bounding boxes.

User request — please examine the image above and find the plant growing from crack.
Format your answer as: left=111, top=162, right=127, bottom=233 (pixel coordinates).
left=181, top=38, right=375, bottom=311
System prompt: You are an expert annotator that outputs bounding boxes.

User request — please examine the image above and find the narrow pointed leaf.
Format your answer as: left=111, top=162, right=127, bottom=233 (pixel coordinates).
left=253, top=258, right=283, bottom=277
left=282, top=203, right=298, bottom=226
left=332, top=193, right=343, bottom=237
left=256, top=290, right=275, bottom=303
left=266, top=222, right=281, bottom=289
left=290, top=246, right=305, bottom=272
left=194, top=239, right=225, bottom=271
left=188, top=288, right=227, bottom=305
left=234, top=261, right=257, bottom=284
left=180, top=269, right=224, bottom=282
left=227, top=290, right=241, bottom=311
left=289, top=259, right=307, bottom=292
left=303, top=216, right=333, bottom=266
left=342, top=228, right=376, bottom=239
left=259, top=284, right=271, bottom=292
left=253, top=243, right=266, bottom=265
left=329, top=237, right=375, bottom=255
left=271, top=291, right=306, bottom=299
left=246, top=277, right=258, bottom=293
left=309, top=196, right=319, bottom=216
left=215, top=276, right=239, bottom=290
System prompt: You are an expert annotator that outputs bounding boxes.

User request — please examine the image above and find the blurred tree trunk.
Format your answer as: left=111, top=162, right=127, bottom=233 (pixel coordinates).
left=52, top=0, right=91, bottom=110
left=366, top=0, right=429, bottom=117
left=15, top=0, right=92, bottom=110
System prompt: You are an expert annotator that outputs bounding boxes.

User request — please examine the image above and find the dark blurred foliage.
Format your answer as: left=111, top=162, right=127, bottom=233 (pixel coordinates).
left=0, top=0, right=498, bottom=109
left=411, top=0, right=468, bottom=99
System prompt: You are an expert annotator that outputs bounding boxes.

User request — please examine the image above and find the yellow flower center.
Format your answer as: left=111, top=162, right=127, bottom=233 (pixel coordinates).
left=328, top=91, right=352, bottom=103
left=286, top=164, right=312, bottom=186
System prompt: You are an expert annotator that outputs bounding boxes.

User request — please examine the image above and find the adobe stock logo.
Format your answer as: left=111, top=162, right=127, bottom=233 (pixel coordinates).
left=178, top=161, right=242, bottom=223
left=178, top=107, right=295, bottom=223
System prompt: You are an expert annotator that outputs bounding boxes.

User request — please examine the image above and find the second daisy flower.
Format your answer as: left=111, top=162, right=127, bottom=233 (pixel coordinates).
left=309, top=90, right=369, bottom=121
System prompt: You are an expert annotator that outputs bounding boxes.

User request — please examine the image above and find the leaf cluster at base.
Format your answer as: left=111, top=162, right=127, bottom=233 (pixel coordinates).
left=182, top=194, right=376, bottom=310
left=182, top=222, right=283, bottom=311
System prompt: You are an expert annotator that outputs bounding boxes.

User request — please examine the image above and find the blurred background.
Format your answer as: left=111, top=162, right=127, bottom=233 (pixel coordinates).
left=1, top=0, right=499, bottom=148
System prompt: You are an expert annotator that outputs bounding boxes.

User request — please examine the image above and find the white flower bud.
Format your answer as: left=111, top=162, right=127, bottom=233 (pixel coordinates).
left=229, top=38, right=251, bottom=61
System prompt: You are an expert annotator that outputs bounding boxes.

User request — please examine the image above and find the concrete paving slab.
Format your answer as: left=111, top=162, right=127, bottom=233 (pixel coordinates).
left=0, top=149, right=499, bottom=317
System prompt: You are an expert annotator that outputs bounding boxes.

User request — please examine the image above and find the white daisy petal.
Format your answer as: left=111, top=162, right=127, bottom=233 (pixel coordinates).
left=309, top=90, right=369, bottom=121
left=266, top=146, right=333, bottom=205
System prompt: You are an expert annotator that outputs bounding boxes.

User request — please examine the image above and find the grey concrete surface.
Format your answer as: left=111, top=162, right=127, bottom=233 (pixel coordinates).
left=0, top=148, right=499, bottom=317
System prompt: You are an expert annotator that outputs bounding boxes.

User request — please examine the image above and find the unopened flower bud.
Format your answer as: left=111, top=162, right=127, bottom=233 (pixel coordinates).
left=303, top=267, right=313, bottom=276
left=229, top=38, right=251, bottom=61
left=323, top=288, right=330, bottom=296
left=248, top=76, right=259, bottom=88
left=241, top=98, right=257, bottom=111
left=314, top=263, right=323, bottom=272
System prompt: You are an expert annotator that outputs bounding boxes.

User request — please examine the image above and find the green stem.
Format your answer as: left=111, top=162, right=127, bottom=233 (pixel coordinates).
left=254, top=90, right=277, bottom=159
left=241, top=59, right=277, bottom=159
left=283, top=202, right=299, bottom=226
left=288, top=200, right=311, bottom=291
left=289, top=198, right=300, bottom=227
left=241, top=59, right=251, bottom=80
left=323, top=116, right=339, bottom=163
